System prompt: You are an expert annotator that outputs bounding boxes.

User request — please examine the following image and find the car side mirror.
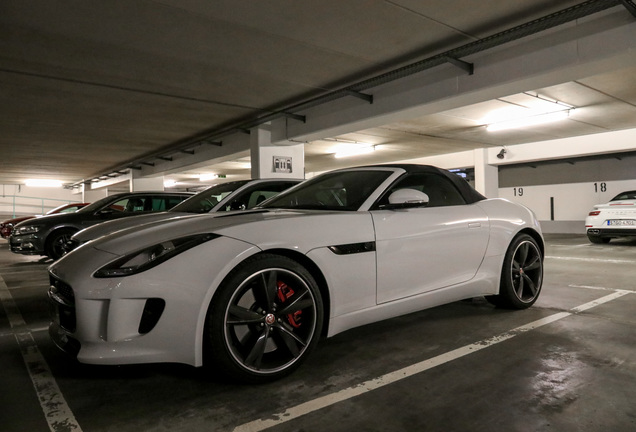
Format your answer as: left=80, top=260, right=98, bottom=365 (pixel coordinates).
left=384, top=189, right=429, bottom=209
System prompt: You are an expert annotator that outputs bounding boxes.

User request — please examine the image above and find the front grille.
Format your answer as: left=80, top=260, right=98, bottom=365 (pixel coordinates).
left=49, top=275, right=75, bottom=306
left=49, top=274, right=76, bottom=332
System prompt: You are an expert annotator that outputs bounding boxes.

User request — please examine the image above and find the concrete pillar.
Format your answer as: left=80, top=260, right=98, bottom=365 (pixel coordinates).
left=250, top=124, right=304, bottom=180
left=474, top=148, right=499, bottom=198
left=130, top=172, right=165, bottom=192
left=84, top=186, right=108, bottom=203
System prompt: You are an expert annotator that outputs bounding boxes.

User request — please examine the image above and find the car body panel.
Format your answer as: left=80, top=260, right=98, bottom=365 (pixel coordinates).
left=47, top=165, right=543, bottom=368
left=373, top=204, right=489, bottom=303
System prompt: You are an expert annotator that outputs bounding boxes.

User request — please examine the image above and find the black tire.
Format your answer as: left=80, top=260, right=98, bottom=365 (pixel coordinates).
left=587, top=234, right=610, bottom=244
left=45, top=228, right=77, bottom=260
left=487, top=234, right=543, bottom=309
left=206, top=254, right=323, bottom=383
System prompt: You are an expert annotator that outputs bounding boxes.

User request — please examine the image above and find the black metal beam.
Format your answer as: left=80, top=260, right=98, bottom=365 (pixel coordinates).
left=284, top=112, right=307, bottom=123
left=345, top=90, right=374, bottom=104
left=445, top=56, right=474, bottom=75
left=201, top=140, right=223, bottom=146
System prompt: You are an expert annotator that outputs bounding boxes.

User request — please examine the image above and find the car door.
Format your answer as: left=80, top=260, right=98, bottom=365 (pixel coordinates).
left=371, top=172, right=490, bottom=304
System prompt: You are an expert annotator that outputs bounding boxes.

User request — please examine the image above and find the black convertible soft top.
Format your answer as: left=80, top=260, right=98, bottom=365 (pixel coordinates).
left=359, top=164, right=488, bottom=204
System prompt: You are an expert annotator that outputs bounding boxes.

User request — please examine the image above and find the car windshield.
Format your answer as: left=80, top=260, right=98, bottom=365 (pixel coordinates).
left=261, top=170, right=393, bottom=211
left=170, top=180, right=251, bottom=213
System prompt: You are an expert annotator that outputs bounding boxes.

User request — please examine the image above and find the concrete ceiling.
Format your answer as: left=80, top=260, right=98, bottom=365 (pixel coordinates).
left=1, top=0, right=636, bottom=189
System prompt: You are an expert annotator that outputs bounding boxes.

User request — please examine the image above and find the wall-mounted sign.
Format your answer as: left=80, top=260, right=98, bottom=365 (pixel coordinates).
left=273, top=156, right=293, bottom=173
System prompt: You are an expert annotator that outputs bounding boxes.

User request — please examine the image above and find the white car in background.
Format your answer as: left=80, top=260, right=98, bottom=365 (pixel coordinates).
left=48, top=164, right=544, bottom=383
left=585, top=190, right=636, bottom=243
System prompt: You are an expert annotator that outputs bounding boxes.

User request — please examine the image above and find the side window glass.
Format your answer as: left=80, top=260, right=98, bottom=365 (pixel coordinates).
left=124, top=197, right=147, bottom=212
left=108, top=199, right=128, bottom=212
left=150, top=198, right=166, bottom=211
left=165, top=197, right=183, bottom=210
left=423, top=174, right=466, bottom=207
left=246, top=183, right=296, bottom=208
left=375, top=173, right=466, bottom=208
left=223, top=183, right=295, bottom=211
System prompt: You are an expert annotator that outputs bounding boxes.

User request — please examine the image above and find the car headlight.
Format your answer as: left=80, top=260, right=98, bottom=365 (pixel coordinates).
left=94, top=233, right=219, bottom=278
left=17, top=225, right=41, bottom=235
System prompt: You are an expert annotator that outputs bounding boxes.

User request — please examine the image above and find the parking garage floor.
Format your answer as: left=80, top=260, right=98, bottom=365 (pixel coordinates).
left=1, top=234, right=635, bottom=432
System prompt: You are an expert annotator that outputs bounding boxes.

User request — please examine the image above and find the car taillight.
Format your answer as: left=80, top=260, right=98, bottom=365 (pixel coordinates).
left=588, top=211, right=600, bottom=216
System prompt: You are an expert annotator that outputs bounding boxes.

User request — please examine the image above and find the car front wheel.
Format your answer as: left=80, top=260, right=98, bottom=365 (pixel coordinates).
left=206, top=254, right=323, bottom=383
left=45, top=228, right=77, bottom=260
left=488, top=233, right=543, bottom=309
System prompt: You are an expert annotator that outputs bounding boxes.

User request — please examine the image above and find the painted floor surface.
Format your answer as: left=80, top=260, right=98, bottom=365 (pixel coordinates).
left=1, top=235, right=635, bottom=432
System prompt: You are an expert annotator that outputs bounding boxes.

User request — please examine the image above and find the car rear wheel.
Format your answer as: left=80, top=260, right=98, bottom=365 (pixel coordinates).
left=487, top=233, right=543, bottom=309
left=45, top=228, right=77, bottom=260
left=206, top=254, right=323, bottom=383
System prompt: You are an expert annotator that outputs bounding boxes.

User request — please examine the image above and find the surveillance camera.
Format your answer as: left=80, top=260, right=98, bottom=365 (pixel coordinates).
left=497, top=149, right=506, bottom=159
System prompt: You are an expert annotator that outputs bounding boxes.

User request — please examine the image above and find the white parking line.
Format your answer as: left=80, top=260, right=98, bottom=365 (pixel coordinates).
left=233, top=290, right=632, bottom=432
left=569, top=284, right=633, bottom=293
left=545, top=255, right=635, bottom=264
left=0, top=275, right=83, bottom=432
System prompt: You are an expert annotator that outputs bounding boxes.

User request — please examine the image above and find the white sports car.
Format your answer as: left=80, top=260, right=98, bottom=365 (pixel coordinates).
left=585, top=190, right=636, bottom=243
left=48, top=164, right=544, bottom=382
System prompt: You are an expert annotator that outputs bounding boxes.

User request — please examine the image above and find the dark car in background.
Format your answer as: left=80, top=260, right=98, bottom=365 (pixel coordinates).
left=10, top=191, right=192, bottom=260
left=1, top=202, right=89, bottom=239
left=68, top=179, right=301, bottom=251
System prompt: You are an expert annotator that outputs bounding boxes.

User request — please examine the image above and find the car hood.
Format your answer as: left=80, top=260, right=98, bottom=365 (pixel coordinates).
left=2, top=215, right=34, bottom=225
left=81, top=209, right=375, bottom=257
left=13, top=211, right=82, bottom=228
left=72, top=211, right=187, bottom=242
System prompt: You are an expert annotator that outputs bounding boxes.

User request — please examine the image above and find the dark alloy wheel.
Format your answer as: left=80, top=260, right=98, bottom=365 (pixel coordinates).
left=46, top=229, right=77, bottom=260
left=488, top=233, right=543, bottom=309
left=207, top=254, right=323, bottom=383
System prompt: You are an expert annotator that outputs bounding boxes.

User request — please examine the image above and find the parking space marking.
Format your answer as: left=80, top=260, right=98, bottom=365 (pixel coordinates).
left=569, top=284, right=634, bottom=293
left=546, top=255, right=635, bottom=264
left=234, top=290, right=632, bottom=432
left=0, top=275, right=83, bottom=432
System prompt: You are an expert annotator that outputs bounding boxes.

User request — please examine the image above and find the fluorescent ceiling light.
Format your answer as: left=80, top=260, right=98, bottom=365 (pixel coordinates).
left=334, top=146, right=375, bottom=158
left=164, top=180, right=177, bottom=188
left=486, top=109, right=573, bottom=132
left=199, top=173, right=218, bottom=181
left=25, top=179, right=63, bottom=188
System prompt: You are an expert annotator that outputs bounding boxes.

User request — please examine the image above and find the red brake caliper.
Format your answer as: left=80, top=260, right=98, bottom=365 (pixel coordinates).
left=276, top=281, right=302, bottom=328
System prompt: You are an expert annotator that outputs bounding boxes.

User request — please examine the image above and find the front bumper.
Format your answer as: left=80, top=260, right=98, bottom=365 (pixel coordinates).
left=10, top=234, right=45, bottom=255
left=47, top=236, right=260, bottom=367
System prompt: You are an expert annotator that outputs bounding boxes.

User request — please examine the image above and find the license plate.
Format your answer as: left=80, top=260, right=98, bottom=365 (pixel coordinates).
left=607, top=219, right=636, bottom=226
